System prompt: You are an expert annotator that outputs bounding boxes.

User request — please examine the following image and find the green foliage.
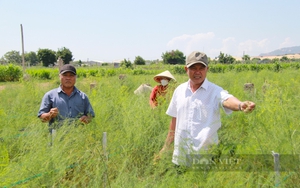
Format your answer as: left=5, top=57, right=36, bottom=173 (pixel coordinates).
left=280, top=56, right=289, bottom=62
left=133, top=56, right=146, bottom=65
left=25, top=51, right=39, bottom=66
left=132, top=68, right=147, bottom=75
left=7, top=61, right=297, bottom=80
left=242, top=54, right=251, bottom=61
left=120, top=59, right=133, bottom=69
left=56, top=47, right=73, bottom=64
left=271, top=58, right=280, bottom=64
left=88, top=69, right=98, bottom=77
left=105, top=69, right=117, bottom=76
left=249, top=63, right=264, bottom=72
left=26, top=69, right=52, bottom=80
left=171, top=65, right=186, bottom=74
left=206, top=62, right=300, bottom=73
left=235, top=64, right=250, bottom=72
left=3, top=50, right=22, bottom=65
left=36, top=70, right=51, bottom=80
left=252, top=57, right=261, bottom=62
left=261, top=58, right=272, bottom=64
left=209, top=64, right=226, bottom=73
left=0, top=64, right=22, bottom=81
left=273, top=62, right=282, bottom=72
left=1, top=71, right=300, bottom=187
left=290, top=62, right=300, bottom=69
left=218, top=52, right=235, bottom=64
left=76, top=69, right=88, bottom=78
left=162, top=50, right=185, bottom=65
left=37, top=49, right=56, bottom=67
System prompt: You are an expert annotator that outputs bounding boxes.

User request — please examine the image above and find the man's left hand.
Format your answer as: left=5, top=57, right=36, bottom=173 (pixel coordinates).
left=79, top=115, right=91, bottom=124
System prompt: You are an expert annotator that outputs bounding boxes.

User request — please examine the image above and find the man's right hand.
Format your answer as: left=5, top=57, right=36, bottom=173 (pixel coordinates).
left=49, top=107, right=58, bottom=118
left=41, top=108, right=58, bottom=122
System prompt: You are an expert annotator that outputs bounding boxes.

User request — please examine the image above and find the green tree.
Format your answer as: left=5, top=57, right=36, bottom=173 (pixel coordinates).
left=271, top=58, right=280, bottom=64
left=280, top=56, right=289, bottom=62
left=56, top=47, right=73, bottom=64
left=161, top=50, right=185, bottom=65
left=37, top=49, right=56, bottom=67
left=78, top=60, right=83, bottom=66
left=133, top=56, right=146, bottom=65
left=0, top=57, right=7, bottom=64
left=25, top=51, right=38, bottom=66
left=120, top=59, right=133, bottom=69
left=3, top=51, right=22, bottom=65
left=251, top=57, right=261, bottom=64
left=218, top=52, right=235, bottom=64
left=261, top=58, right=271, bottom=64
left=252, top=57, right=261, bottom=61
left=242, top=54, right=251, bottom=61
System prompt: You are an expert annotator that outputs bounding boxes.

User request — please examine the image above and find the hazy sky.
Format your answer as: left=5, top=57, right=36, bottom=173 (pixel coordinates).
left=1, top=0, right=299, bottom=62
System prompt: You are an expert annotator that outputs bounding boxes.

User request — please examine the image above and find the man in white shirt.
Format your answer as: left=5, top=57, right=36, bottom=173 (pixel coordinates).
left=159, top=51, right=256, bottom=166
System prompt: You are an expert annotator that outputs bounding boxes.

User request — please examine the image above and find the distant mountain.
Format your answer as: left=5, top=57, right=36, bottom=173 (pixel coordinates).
left=259, top=46, right=300, bottom=56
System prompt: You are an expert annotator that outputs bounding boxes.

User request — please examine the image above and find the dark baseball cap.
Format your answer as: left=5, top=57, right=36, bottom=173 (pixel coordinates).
left=60, top=64, right=77, bottom=75
left=186, top=51, right=208, bottom=68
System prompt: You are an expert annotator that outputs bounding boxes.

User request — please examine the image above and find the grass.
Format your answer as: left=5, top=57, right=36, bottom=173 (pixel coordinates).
left=0, top=69, right=299, bottom=187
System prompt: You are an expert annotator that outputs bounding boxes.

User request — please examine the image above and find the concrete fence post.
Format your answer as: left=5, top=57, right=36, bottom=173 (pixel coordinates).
left=272, top=151, right=280, bottom=187
left=103, top=132, right=108, bottom=187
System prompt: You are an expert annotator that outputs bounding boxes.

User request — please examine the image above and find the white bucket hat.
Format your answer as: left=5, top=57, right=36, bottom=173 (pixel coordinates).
left=153, top=70, right=176, bottom=83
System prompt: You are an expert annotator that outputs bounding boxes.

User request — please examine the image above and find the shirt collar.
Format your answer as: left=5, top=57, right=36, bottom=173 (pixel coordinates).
left=201, top=78, right=209, bottom=90
left=187, top=78, right=208, bottom=92
left=57, top=85, right=78, bottom=94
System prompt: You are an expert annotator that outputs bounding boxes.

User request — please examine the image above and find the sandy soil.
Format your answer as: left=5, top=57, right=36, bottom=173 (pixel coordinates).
left=234, top=54, right=300, bottom=61
left=253, top=54, right=300, bottom=60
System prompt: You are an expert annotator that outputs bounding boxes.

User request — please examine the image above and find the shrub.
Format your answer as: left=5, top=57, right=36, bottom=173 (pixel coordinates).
left=172, top=65, right=185, bottom=74
left=0, top=64, right=22, bottom=81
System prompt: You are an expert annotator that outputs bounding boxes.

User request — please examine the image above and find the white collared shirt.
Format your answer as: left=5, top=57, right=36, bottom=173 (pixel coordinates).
left=166, top=78, right=233, bottom=165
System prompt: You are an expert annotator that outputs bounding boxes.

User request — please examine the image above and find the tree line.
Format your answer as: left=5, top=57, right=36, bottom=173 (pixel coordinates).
left=1, top=47, right=299, bottom=68
left=0, top=47, right=73, bottom=67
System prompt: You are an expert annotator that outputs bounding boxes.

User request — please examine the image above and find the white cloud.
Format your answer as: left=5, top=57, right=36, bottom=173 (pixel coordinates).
left=280, top=37, right=294, bottom=48
left=219, top=37, right=238, bottom=55
left=166, top=32, right=279, bottom=58
left=166, top=32, right=216, bottom=56
left=237, top=39, right=269, bottom=56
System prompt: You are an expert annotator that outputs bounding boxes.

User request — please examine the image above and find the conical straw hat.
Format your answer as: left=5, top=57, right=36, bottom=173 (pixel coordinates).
left=153, top=70, right=176, bottom=83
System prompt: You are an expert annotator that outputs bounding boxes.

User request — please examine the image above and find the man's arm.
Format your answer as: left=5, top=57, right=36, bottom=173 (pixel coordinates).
left=160, top=117, right=176, bottom=152
left=223, top=97, right=255, bottom=112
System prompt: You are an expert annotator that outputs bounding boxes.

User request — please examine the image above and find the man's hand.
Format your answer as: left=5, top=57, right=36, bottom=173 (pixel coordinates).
left=79, top=115, right=92, bottom=124
left=49, top=107, right=58, bottom=118
left=153, top=145, right=172, bottom=165
left=40, top=107, right=58, bottom=122
left=240, top=101, right=255, bottom=113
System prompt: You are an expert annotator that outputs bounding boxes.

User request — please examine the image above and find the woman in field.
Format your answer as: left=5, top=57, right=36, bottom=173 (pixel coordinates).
left=149, top=70, right=176, bottom=108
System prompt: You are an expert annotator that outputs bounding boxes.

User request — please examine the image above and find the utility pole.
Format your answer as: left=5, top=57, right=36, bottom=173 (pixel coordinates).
left=20, top=24, right=25, bottom=72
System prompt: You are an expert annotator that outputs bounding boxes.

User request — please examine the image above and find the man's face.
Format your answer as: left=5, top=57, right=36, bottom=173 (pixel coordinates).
left=60, top=72, right=76, bottom=88
left=185, top=63, right=209, bottom=86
